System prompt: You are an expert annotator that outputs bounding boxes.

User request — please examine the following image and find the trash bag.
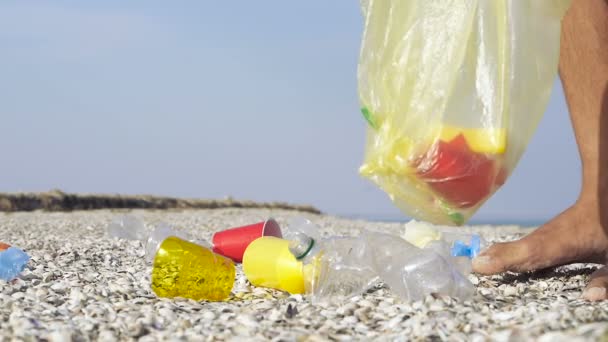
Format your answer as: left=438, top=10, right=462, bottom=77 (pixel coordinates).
left=357, top=0, right=571, bottom=225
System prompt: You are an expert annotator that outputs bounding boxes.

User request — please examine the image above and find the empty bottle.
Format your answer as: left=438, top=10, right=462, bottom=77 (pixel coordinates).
left=363, top=231, right=474, bottom=301
left=286, top=218, right=378, bottom=302
left=285, top=218, right=473, bottom=302
left=107, top=215, right=149, bottom=241
left=107, top=215, right=209, bottom=263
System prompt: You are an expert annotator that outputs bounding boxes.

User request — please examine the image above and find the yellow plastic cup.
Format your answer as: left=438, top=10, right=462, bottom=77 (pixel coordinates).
left=151, top=236, right=236, bottom=301
left=242, top=236, right=305, bottom=294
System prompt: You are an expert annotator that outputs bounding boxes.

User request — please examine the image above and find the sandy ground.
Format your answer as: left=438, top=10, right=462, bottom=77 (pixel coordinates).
left=1, top=209, right=608, bottom=341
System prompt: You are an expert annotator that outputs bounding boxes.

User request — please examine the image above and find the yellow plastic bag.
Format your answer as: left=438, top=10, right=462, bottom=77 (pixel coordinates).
left=358, top=0, right=571, bottom=225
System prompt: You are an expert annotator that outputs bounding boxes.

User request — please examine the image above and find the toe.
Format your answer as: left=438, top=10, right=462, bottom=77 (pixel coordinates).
left=472, top=240, right=535, bottom=275
left=583, top=267, right=608, bottom=301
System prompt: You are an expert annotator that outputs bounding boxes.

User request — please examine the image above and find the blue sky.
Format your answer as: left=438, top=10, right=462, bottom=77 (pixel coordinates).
left=0, top=1, right=580, bottom=223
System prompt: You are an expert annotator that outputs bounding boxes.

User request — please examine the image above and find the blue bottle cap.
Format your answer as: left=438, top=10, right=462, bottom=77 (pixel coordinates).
left=450, top=234, right=482, bottom=259
left=451, top=240, right=470, bottom=257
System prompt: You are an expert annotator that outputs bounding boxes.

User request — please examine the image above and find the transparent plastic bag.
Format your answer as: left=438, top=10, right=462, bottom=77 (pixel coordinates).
left=358, top=0, right=571, bottom=225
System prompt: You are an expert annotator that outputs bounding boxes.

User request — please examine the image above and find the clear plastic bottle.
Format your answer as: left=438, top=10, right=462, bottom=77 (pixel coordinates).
left=107, top=215, right=210, bottom=262
left=285, top=218, right=378, bottom=302
left=422, top=239, right=473, bottom=279
left=363, top=231, right=474, bottom=301
left=107, top=215, right=149, bottom=241
left=286, top=218, right=474, bottom=302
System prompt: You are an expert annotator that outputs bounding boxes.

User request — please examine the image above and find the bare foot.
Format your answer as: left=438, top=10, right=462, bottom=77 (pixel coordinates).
left=472, top=198, right=608, bottom=301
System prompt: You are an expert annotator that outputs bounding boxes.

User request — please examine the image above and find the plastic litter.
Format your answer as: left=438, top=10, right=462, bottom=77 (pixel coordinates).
left=109, top=215, right=477, bottom=302
left=402, top=220, right=488, bottom=259
left=246, top=218, right=475, bottom=302
left=0, top=243, right=30, bottom=282
left=107, top=214, right=148, bottom=241
left=363, top=231, right=474, bottom=301
left=107, top=215, right=234, bottom=301
left=150, top=234, right=235, bottom=301
left=357, top=0, right=571, bottom=225
left=242, top=235, right=306, bottom=294
left=212, top=219, right=282, bottom=263
left=284, top=218, right=378, bottom=302
left=107, top=215, right=209, bottom=262
left=107, top=215, right=281, bottom=263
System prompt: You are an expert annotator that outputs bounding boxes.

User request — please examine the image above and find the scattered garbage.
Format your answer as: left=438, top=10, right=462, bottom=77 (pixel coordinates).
left=0, top=242, right=30, bottom=282
left=278, top=218, right=474, bottom=302
left=107, top=214, right=481, bottom=303
left=108, top=215, right=281, bottom=263
left=107, top=215, right=282, bottom=301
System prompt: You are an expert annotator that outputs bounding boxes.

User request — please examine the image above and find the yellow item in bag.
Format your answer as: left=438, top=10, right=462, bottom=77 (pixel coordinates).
left=358, top=0, right=571, bottom=225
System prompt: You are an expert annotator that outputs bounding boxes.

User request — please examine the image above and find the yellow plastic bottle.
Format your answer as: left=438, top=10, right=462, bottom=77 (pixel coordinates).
left=151, top=236, right=235, bottom=301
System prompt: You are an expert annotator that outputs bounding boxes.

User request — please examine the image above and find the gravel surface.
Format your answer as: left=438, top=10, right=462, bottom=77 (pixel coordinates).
left=1, top=209, right=608, bottom=341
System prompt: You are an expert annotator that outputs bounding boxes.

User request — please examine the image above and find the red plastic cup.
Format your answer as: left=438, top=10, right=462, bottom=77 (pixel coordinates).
left=212, top=219, right=283, bottom=262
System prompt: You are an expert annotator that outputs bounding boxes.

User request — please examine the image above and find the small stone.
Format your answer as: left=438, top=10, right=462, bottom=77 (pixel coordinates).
left=286, top=304, right=298, bottom=319
left=48, top=329, right=73, bottom=342
left=201, top=311, right=216, bottom=321
left=232, top=325, right=252, bottom=337
left=342, top=316, right=358, bottom=325
left=357, top=299, right=374, bottom=308
left=50, top=282, right=68, bottom=294
left=11, top=292, right=25, bottom=300
left=236, top=314, right=257, bottom=328
left=97, top=329, right=116, bottom=341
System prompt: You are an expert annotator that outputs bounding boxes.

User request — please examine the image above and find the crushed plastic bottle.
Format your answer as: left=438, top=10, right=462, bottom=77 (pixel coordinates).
left=107, top=215, right=209, bottom=263
left=363, top=231, right=474, bottom=301
left=285, top=218, right=474, bottom=302
left=420, top=239, right=473, bottom=281
left=402, top=220, right=488, bottom=259
left=285, top=218, right=378, bottom=302
left=107, top=214, right=149, bottom=241
left=0, top=243, right=30, bottom=281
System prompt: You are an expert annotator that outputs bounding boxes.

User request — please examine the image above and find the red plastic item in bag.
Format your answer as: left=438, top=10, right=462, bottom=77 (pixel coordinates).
left=415, top=134, right=504, bottom=208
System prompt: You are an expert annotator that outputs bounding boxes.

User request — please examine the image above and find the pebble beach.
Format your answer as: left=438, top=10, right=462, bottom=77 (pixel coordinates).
left=1, top=208, right=608, bottom=341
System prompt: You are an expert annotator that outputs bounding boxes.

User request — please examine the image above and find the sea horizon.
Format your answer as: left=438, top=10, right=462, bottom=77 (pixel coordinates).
left=343, top=213, right=543, bottom=227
